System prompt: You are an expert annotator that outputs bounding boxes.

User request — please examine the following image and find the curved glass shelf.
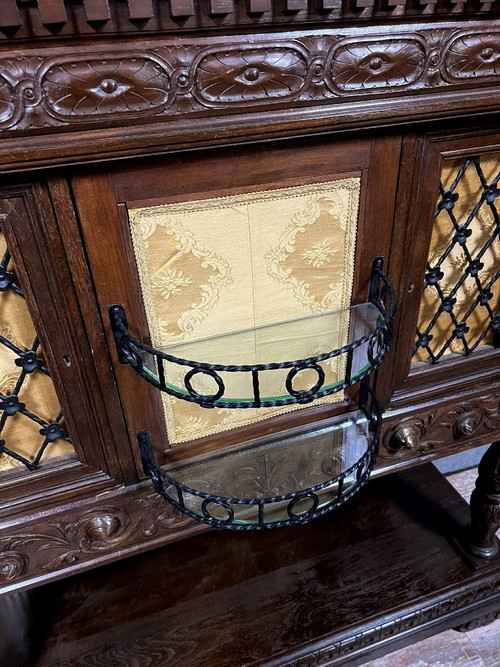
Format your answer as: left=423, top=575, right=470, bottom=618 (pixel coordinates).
left=109, top=262, right=395, bottom=409
left=138, top=391, right=381, bottom=530
left=117, top=259, right=395, bottom=530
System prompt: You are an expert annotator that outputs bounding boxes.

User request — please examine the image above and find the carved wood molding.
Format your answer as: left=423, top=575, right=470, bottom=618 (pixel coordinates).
left=2, top=0, right=500, bottom=42
left=281, top=579, right=500, bottom=666
left=0, top=25, right=499, bottom=140
left=0, top=481, right=199, bottom=593
left=454, top=608, right=500, bottom=632
left=380, top=388, right=500, bottom=463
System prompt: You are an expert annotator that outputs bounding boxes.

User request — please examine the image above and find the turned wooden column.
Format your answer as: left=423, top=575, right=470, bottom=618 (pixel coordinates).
left=467, top=442, right=500, bottom=559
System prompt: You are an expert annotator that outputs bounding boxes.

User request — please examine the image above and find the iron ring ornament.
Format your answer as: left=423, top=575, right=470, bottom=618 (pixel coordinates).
left=110, top=258, right=395, bottom=530
left=137, top=385, right=381, bottom=531
left=109, top=258, right=395, bottom=410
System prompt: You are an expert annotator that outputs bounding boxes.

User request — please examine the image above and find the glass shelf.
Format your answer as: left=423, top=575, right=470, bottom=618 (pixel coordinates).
left=109, top=259, right=395, bottom=409
left=143, top=303, right=379, bottom=404
left=115, top=258, right=395, bottom=530
left=138, top=397, right=381, bottom=529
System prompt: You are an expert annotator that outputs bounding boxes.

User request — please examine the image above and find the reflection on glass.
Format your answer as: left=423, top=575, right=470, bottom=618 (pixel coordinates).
left=166, top=410, right=371, bottom=525
left=143, top=302, right=382, bottom=404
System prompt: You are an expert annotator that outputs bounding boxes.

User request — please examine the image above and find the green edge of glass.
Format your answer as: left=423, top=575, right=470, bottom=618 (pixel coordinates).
left=142, top=362, right=371, bottom=404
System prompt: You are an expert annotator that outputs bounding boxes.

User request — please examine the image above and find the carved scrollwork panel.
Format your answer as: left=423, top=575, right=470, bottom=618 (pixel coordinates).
left=381, top=391, right=500, bottom=462
left=327, top=38, right=427, bottom=94
left=0, top=489, right=196, bottom=589
left=192, top=45, right=309, bottom=106
left=444, top=32, right=500, bottom=82
left=41, top=55, right=173, bottom=120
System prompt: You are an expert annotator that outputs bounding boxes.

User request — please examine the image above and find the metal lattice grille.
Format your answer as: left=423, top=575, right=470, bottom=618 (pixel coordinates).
left=414, top=154, right=500, bottom=364
left=0, top=238, right=72, bottom=471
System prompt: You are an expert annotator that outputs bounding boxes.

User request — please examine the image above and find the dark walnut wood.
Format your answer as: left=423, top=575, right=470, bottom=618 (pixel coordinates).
left=468, top=442, right=500, bottom=558
left=0, top=2, right=499, bottom=664
left=27, top=466, right=500, bottom=666
left=0, top=22, right=500, bottom=172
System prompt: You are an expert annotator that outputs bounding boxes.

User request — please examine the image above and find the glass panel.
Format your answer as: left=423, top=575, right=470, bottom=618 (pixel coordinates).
left=128, top=178, right=361, bottom=443
left=167, top=409, right=371, bottom=526
left=0, top=233, right=74, bottom=472
left=414, top=153, right=500, bottom=364
left=145, top=302, right=381, bottom=404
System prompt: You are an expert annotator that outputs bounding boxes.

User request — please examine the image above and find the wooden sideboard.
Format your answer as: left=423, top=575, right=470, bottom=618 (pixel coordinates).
left=0, top=1, right=500, bottom=664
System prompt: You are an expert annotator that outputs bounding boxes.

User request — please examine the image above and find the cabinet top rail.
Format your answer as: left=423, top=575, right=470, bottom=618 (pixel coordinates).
left=2, top=0, right=500, bottom=42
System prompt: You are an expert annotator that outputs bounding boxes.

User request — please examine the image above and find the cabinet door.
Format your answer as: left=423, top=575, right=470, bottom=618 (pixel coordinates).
left=0, top=182, right=129, bottom=516
left=381, top=128, right=500, bottom=467
left=70, top=135, right=401, bottom=468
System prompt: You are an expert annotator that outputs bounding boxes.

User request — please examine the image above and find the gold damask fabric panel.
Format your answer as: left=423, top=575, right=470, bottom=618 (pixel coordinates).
left=0, top=234, right=73, bottom=472
left=129, top=179, right=360, bottom=444
left=414, top=154, right=500, bottom=363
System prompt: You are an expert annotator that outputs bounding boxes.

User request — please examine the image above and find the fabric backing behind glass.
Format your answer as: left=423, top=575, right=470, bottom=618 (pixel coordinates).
left=415, top=154, right=500, bottom=363
left=129, top=179, right=361, bottom=444
left=0, top=234, right=73, bottom=471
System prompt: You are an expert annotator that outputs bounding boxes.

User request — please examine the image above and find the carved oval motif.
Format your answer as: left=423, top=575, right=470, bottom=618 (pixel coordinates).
left=41, top=56, right=171, bottom=119
left=328, top=39, right=426, bottom=93
left=444, top=33, right=500, bottom=81
left=194, top=46, right=308, bottom=106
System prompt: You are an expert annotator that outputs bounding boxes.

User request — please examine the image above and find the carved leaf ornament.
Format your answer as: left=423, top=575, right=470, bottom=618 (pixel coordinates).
left=0, top=30, right=499, bottom=132
left=42, top=56, right=172, bottom=119
left=193, top=46, right=309, bottom=105
left=328, top=38, right=427, bottom=93
left=444, top=34, right=500, bottom=81
left=382, top=392, right=500, bottom=460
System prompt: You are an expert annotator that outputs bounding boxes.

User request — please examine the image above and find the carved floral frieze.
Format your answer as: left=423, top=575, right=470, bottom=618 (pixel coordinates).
left=381, top=390, right=500, bottom=461
left=193, top=46, right=309, bottom=105
left=0, top=492, right=194, bottom=588
left=0, top=28, right=499, bottom=134
left=444, top=34, right=500, bottom=81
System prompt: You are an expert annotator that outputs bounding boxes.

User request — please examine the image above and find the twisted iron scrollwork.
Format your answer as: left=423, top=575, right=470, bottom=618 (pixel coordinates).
left=109, top=258, right=395, bottom=410
left=114, top=258, right=395, bottom=529
left=137, top=383, right=381, bottom=530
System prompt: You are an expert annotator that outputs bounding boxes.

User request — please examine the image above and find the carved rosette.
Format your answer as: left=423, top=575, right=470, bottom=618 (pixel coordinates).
left=327, top=38, right=426, bottom=93
left=381, top=392, right=500, bottom=461
left=41, top=56, right=172, bottom=120
left=444, top=33, right=500, bottom=82
left=0, top=551, right=27, bottom=581
left=193, top=46, right=308, bottom=106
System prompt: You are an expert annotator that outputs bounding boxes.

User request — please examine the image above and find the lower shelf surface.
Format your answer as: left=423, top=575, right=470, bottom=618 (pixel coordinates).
left=32, top=464, right=500, bottom=667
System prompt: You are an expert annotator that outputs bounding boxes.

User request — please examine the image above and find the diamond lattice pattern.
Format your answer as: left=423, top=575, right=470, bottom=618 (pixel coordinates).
left=414, top=154, right=500, bottom=363
left=0, top=232, right=73, bottom=472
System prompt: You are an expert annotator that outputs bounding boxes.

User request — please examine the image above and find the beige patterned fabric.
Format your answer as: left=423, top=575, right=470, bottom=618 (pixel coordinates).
left=0, top=234, right=73, bottom=471
left=415, top=154, right=500, bottom=363
left=129, top=179, right=360, bottom=444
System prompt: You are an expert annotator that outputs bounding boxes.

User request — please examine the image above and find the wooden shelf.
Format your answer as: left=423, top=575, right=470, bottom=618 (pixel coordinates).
left=33, top=464, right=500, bottom=666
